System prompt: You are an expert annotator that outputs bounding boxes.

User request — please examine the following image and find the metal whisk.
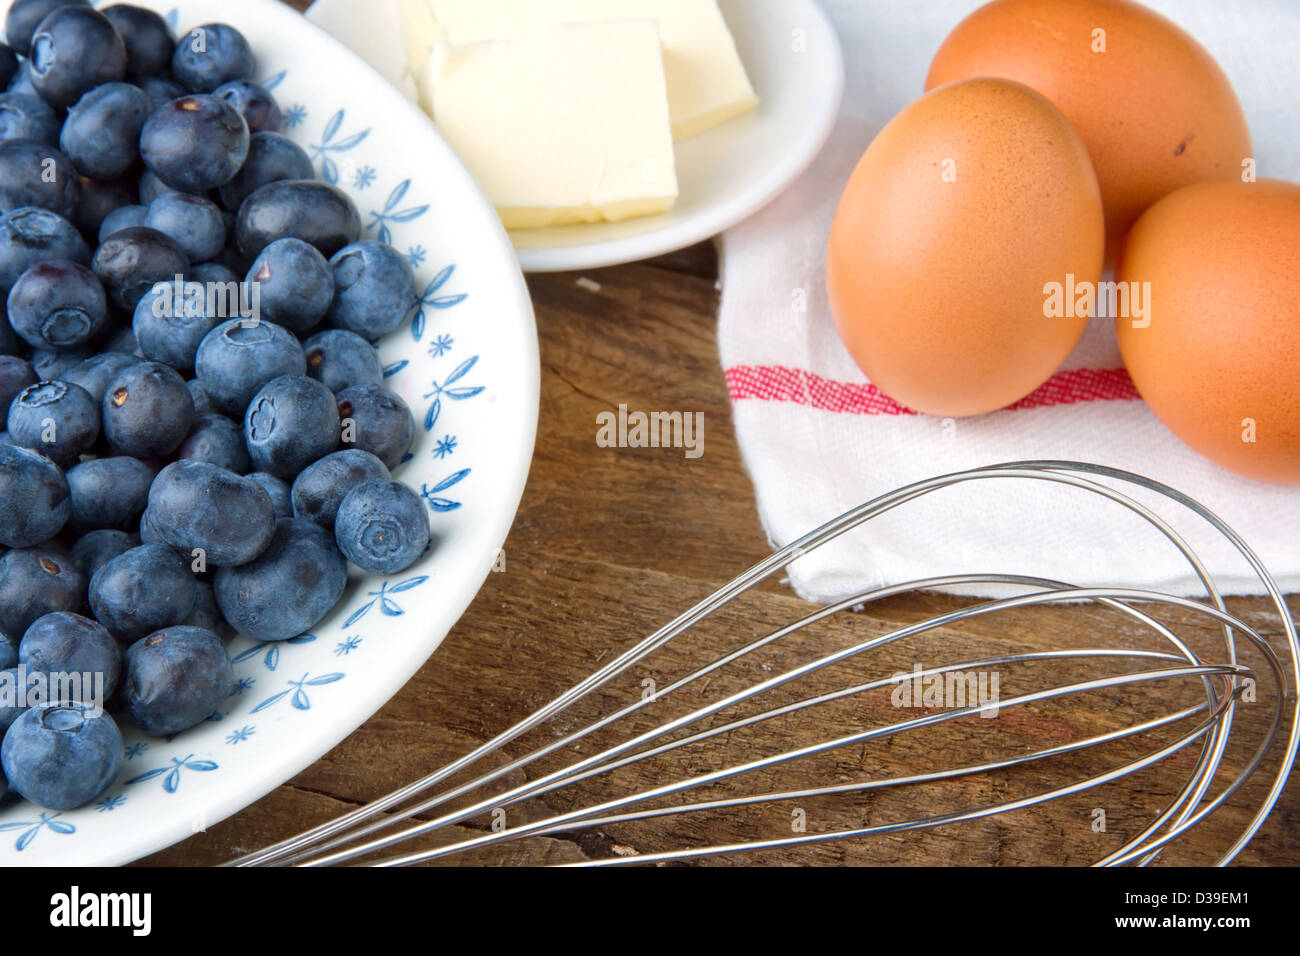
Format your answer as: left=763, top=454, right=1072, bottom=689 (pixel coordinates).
left=231, top=461, right=1299, bottom=867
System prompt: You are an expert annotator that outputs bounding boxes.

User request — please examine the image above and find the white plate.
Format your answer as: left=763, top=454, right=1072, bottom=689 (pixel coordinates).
left=306, top=0, right=845, bottom=272
left=0, top=0, right=539, bottom=865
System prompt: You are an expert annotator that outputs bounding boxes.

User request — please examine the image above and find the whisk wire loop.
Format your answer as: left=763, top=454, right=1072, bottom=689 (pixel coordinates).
left=230, top=462, right=1298, bottom=867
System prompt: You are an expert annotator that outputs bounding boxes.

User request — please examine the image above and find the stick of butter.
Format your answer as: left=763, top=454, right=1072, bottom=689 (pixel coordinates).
left=397, top=0, right=443, bottom=112
left=403, top=0, right=758, bottom=141
left=429, top=20, right=679, bottom=229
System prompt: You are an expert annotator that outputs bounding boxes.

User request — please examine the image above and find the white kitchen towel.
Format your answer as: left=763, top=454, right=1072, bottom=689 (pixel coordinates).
left=718, top=0, right=1300, bottom=601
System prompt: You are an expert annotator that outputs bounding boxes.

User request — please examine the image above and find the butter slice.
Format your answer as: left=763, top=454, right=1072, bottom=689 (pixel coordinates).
left=429, top=20, right=679, bottom=229
left=411, top=0, right=757, bottom=141
left=397, top=0, right=442, bottom=113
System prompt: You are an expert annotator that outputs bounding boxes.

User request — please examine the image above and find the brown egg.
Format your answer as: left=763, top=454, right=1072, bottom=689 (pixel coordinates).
left=926, top=0, right=1251, bottom=265
left=826, top=78, right=1103, bottom=418
left=1116, top=178, right=1300, bottom=484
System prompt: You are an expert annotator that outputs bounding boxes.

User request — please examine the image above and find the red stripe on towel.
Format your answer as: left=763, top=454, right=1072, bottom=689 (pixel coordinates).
left=725, top=365, right=1139, bottom=415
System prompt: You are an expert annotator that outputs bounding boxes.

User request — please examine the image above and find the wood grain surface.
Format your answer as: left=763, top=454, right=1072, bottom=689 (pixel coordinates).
left=141, top=2, right=1299, bottom=867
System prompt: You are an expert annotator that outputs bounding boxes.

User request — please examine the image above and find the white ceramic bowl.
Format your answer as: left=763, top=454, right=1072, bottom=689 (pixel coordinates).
left=0, top=0, right=538, bottom=865
left=306, top=0, right=845, bottom=272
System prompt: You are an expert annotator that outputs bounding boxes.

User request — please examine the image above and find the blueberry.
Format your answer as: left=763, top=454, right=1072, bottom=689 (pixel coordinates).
left=59, top=81, right=151, bottom=179
left=0, top=139, right=80, bottom=218
left=187, top=378, right=213, bottom=416
left=6, top=380, right=99, bottom=467
left=144, top=459, right=274, bottom=566
left=336, top=384, right=415, bottom=469
left=96, top=202, right=147, bottom=242
left=326, top=241, right=418, bottom=341
left=4, top=0, right=92, bottom=58
left=66, top=455, right=152, bottom=531
left=140, top=94, right=249, bottom=192
left=245, top=237, right=331, bottom=334
left=194, top=317, right=304, bottom=417
left=72, top=173, right=137, bottom=238
left=69, top=528, right=135, bottom=577
left=144, top=191, right=227, bottom=262
left=0, top=547, right=85, bottom=637
left=1, top=703, right=123, bottom=809
left=335, top=478, right=429, bottom=574
left=102, top=360, right=193, bottom=458
left=89, top=542, right=196, bottom=642
left=135, top=73, right=183, bottom=110
left=0, top=320, right=19, bottom=359
left=0, top=354, right=38, bottom=409
left=132, top=279, right=221, bottom=372
left=137, top=167, right=178, bottom=205
left=303, top=329, right=383, bottom=394
left=177, top=412, right=248, bottom=473
left=246, top=471, right=291, bottom=520
left=101, top=325, right=141, bottom=357
left=100, top=4, right=173, bottom=77
left=171, top=23, right=254, bottom=94
left=181, top=579, right=223, bottom=634
left=0, top=307, right=20, bottom=355
left=0, top=630, right=16, bottom=669
left=27, top=6, right=127, bottom=108
left=214, top=518, right=347, bottom=641
left=291, top=449, right=389, bottom=531
left=212, top=78, right=280, bottom=134
left=0, top=207, right=90, bottom=294
left=6, top=259, right=107, bottom=350
left=0, top=443, right=69, bottom=548
left=244, top=374, right=340, bottom=479
left=0, top=92, right=61, bottom=144
left=121, top=625, right=232, bottom=735
left=216, top=131, right=312, bottom=211
left=0, top=667, right=30, bottom=735
left=189, top=261, right=238, bottom=286
left=29, top=345, right=91, bottom=381
left=62, top=350, right=139, bottom=402
left=235, top=180, right=361, bottom=259
left=5, top=59, right=39, bottom=97
left=91, top=225, right=189, bottom=311
left=136, top=503, right=162, bottom=544
left=0, top=43, right=16, bottom=90
left=20, top=610, right=121, bottom=700
left=214, top=237, right=252, bottom=277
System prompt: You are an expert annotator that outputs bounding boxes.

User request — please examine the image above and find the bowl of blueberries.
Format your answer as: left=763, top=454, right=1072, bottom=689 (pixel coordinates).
left=0, top=0, right=539, bottom=863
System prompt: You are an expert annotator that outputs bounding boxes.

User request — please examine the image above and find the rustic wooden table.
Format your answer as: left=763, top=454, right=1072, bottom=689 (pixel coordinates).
left=143, top=2, right=1299, bottom=867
